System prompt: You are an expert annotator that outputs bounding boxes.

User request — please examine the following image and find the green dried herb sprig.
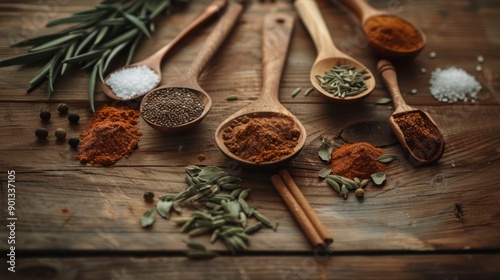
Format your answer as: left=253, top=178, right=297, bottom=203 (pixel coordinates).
left=0, top=0, right=189, bottom=112
left=141, top=165, right=278, bottom=256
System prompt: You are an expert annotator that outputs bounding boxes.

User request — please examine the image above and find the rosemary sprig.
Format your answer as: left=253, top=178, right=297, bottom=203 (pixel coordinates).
left=0, top=0, right=189, bottom=112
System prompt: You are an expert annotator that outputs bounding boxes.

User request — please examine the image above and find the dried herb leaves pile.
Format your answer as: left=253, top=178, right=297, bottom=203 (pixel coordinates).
left=140, top=165, right=277, bottom=257
left=0, top=0, right=189, bottom=111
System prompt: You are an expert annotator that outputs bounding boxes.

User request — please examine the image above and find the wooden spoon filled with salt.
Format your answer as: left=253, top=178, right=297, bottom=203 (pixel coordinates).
left=377, top=59, right=445, bottom=166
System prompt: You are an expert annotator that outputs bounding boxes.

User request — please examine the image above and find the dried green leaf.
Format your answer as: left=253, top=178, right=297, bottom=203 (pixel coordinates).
left=318, top=141, right=333, bottom=162
left=156, top=199, right=173, bottom=219
left=122, top=11, right=151, bottom=38
left=377, top=154, right=397, bottom=163
left=371, top=172, right=386, bottom=185
left=140, top=208, right=156, bottom=228
left=375, top=97, right=392, bottom=105
left=318, top=168, right=332, bottom=178
left=291, top=87, right=301, bottom=97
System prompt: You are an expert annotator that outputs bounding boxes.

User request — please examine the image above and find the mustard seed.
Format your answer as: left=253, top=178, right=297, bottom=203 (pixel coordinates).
left=57, top=103, right=69, bottom=114
left=39, top=110, right=51, bottom=122
left=35, top=128, right=49, bottom=139
left=55, top=128, right=67, bottom=140
left=68, top=137, right=80, bottom=148
left=68, top=113, right=80, bottom=124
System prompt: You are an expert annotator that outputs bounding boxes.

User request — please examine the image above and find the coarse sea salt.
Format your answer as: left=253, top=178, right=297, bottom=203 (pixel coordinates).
left=429, top=67, right=481, bottom=103
left=106, top=65, right=160, bottom=99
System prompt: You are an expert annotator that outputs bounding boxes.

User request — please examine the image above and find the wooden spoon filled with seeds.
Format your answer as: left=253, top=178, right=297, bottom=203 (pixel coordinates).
left=215, top=13, right=306, bottom=167
left=140, top=3, right=243, bottom=133
left=295, top=0, right=375, bottom=103
left=377, top=59, right=445, bottom=166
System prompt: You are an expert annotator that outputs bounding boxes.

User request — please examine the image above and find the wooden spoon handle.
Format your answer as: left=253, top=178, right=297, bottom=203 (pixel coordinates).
left=261, top=13, right=295, bottom=103
left=377, top=59, right=408, bottom=110
left=184, top=3, right=243, bottom=81
left=147, top=0, right=228, bottom=65
left=294, top=0, right=339, bottom=58
left=336, top=0, right=380, bottom=23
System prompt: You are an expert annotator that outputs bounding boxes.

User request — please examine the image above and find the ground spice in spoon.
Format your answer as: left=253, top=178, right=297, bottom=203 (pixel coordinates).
left=393, top=112, right=442, bottom=161
left=364, top=15, right=423, bottom=51
left=331, top=142, right=386, bottom=180
left=222, top=113, right=300, bottom=163
left=77, top=105, right=142, bottom=166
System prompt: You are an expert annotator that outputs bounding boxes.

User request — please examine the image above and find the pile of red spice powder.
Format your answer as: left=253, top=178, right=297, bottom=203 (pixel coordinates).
left=77, top=105, right=142, bottom=166
left=331, top=142, right=386, bottom=180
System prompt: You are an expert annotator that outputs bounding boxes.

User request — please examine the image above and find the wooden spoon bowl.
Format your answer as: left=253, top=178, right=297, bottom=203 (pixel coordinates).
left=295, top=0, right=375, bottom=103
left=101, top=0, right=228, bottom=101
left=140, top=3, right=243, bottom=133
left=215, top=13, right=306, bottom=167
left=378, top=59, right=445, bottom=166
left=337, top=0, right=426, bottom=59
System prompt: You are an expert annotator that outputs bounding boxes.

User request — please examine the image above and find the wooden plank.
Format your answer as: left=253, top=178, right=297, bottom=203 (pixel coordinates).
left=1, top=254, right=499, bottom=280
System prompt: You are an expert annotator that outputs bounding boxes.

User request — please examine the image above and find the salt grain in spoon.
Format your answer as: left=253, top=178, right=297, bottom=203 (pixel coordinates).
left=106, top=65, right=160, bottom=100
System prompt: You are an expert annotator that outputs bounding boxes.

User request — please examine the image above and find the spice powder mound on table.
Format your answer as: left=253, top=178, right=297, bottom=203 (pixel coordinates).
left=222, top=113, right=300, bottom=163
left=77, top=105, right=142, bottom=166
left=331, top=142, right=387, bottom=180
left=393, top=112, right=442, bottom=161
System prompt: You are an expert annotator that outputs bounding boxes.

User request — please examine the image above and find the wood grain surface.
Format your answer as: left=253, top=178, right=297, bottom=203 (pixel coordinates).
left=0, top=0, right=499, bottom=278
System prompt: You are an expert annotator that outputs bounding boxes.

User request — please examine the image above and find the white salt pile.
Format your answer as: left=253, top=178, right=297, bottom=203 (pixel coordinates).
left=429, top=67, right=481, bottom=103
left=106, top=65, right=160, bottom=99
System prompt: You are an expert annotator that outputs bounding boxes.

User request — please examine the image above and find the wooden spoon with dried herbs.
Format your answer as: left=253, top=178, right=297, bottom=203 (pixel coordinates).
left=0, top=0, right=188, bottom=112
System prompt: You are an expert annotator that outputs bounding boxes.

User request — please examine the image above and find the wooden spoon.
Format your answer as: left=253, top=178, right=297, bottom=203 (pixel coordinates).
left=101, top=0, right=228, bottom=101
left=337, top=0, right=426, bottom=59
left=215, top=12, right=306, bottom=167
left=377, top=59, right=445, bottom=166
left=294, top=0, right=375, bottom=103
left=140, top=3, right=243, bottom=133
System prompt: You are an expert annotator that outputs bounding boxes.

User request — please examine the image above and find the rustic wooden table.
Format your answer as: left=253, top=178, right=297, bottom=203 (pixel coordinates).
left=1, top=0, right=499, bottom=279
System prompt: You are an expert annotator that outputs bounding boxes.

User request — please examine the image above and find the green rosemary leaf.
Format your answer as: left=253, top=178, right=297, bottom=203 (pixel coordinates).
left=48, top=50, right=65, bottom=94
left=97, top=18, right=128, bottom=26
left=29, top=60, right=52, bottom=85
left=63, top=49, right=105, bottom=64
left=99, top=28, right=139, bottom=49
left=126, top=33, right=143, bottom=65
left=98, top=60, right=105, bottom=83
left=11, top=34, right=63, bottom=48
left=103, top=41, right=128, bottom=72
left=61, top=42, right=77, bottom=75
left=79, top=56, right=100, bottom=70
left=75, top=30, right=99, bottom=57
left=46, top=10, right=109, bottom=27
left=29, top=33, right=83, bottom=52
left=122, top=11, right=151, bottom=38
left=0, top=46, right=61, bottom=67
left=149, top=0, right=171, bottom=20
left=94, top=26, right=110, bottom=46
left=89, top=64, right=98, bottom=112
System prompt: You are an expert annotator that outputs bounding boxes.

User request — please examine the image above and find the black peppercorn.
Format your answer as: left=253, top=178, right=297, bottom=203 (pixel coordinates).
left=68, top=113, right=80, bottom=124
left=143, top=191, right=155, bottom=202
left=39, top=110, right=51, bottom=122
left=35, top=128, right=49, bottom=139
left=68, top=137, right=80, bottom=148
left=57, top=103, right=69, bottom=114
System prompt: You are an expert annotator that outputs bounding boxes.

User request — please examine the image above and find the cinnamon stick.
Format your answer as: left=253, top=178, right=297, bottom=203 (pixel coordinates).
left=271, top=175, right=324, bottom=248
left=279, top=169, right=333, bottom=244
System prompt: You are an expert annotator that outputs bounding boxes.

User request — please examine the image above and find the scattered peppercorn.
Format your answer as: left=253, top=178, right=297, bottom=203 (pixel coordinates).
left=68, top=113, right=80, bottom=124
left=355, top=188, right=365, bottom=198
left=143, top=191, right=155, bottom=202
left=55, top=128, right=67, bottom=140
left=57, top=103, right=69, bottom=114
left=35, top=128, right=49, bottom=139
left=68, top=137, right=80, bottom=148
left=39, top=110, right=51, bottom=122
